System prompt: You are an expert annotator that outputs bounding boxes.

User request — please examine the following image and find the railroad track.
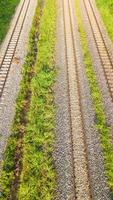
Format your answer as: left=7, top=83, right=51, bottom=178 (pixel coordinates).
left=83, top=0, right=113, bottom=101
left=0, top=0, right=31, bottom=98
left=62, top=0, right=92, bottom=199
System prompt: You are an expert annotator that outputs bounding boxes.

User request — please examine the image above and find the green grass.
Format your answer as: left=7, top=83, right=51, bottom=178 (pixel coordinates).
left=0, top=0, right=20, bottom=44
left=75, top=0, right=113, bottom=196
left=0, top=0, right=56, bottom=199
left=95, top=0, right=113, bottom=42
left=18, top=0, right=56, bottom=199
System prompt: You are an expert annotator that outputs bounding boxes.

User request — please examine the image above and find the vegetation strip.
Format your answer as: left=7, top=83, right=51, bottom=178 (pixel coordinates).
left=0, top=0, right=20, bottom=44
left=18, top=0, right=56, bottom=199
left=0, top=1, right=41, bottom=199
left=95, top=0, right=113, bottom=42
left=75, top=0, right=113, bottom=196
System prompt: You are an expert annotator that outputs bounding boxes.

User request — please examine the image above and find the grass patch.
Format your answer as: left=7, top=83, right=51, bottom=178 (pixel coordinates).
left=0, top=0, right=20, bottom=44
left=75, top=0, right=113, bottom=196
left=0, top=1, right=42, bottom=199
left=95, top=0, right=113, bottom=42
left=18, top=0, right=56, bottom=199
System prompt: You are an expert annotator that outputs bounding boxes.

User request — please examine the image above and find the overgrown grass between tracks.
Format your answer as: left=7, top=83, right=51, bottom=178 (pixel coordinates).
left=0, top=0, right=20, bottom=44
left=75, top=0, right=113, bottom=196
left=0, top=0, right=56, bottom=199
left=18, top=0, right=56, bottom=199
left=95, top=0, right=113, bottom=42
